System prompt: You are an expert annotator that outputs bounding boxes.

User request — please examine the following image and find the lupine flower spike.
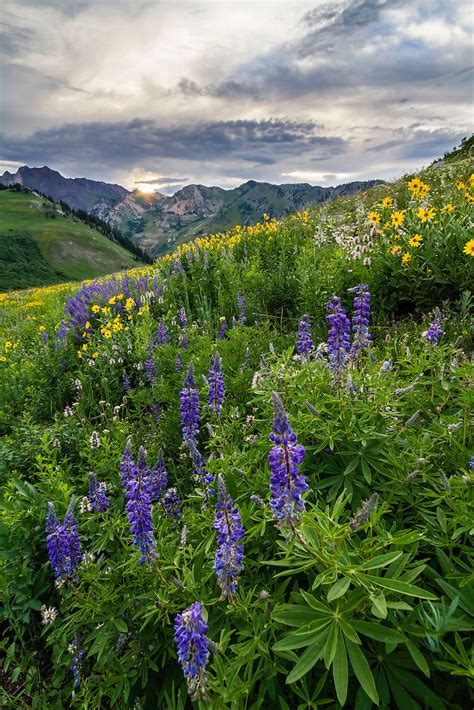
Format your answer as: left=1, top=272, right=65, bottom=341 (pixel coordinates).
left=123, top=450, right=156, bottom=563
left=349, top=493, right=379, bottom=532
left=237, top=289, right=246, bottom=324
left=174, top=602, right=210, bottom=700
left=208, top=352, right=225, bottom=414
left=180, top=363, right=200, bottom=442
left=297, top=314, right=314, bottom=361
left=46, top=498, right=82, bottom=583
left=326, top=295, right=351, bottom=380
left=69, top=635, right=85, bottom=694
left=268, top=393, right=308, bottom=529
left=213, top=475, right=244, bottom=601
left=87, top=473, right=109, bottom=512
left=349, top=284, right=371, bottom=359
left=422, top=308, right=443, bottom=345
left=163, top=487, right=182, bottom=526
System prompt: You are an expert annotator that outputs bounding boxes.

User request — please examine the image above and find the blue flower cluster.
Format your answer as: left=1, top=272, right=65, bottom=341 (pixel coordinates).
left=349, top=284, right=372, bottom=358
left=208, top=352, right=225, bottom=415
left=423, top=311, right=443, bottom=345
left=157, top=319, right=170, bottom=345
left=87, top=473, right=109, bottom=512
left=174, top=601, right=209, bottom=700
left=180, top=363, right=200, bottom=442
left=213, top=475, right=244, bottom=601
left=120, top=443, right=166, bottom=563
left=268, top=392, right=308, bottom=529
left=237, top=289, right=246, bottom=325
left=326, top=296, right=351, bottom=379
left=46, top=498, right=82, bottom=582
left=297, top=314, right=314, bottom=361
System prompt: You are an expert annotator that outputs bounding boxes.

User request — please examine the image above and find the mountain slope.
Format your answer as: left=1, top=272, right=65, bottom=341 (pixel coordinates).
left=1, top=166, right=383, bottom=257
left=116, top=178, right=383, bottom=256
left=0, top=166, right=127, bottom=214
left=0, top=190, right=143, bottom=290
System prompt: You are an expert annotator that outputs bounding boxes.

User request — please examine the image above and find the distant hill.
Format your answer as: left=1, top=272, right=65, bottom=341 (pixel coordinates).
left=125, top=178, right=384, bottom=256
left=0, top=189, right=145, bottom=291
left=1, top=166, right=383, bottom=257
left=0, top=165, right=127, bottom=214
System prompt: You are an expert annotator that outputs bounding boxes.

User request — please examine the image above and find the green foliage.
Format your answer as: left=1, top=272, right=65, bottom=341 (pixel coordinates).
left=0, top=147, right=473, bottom=708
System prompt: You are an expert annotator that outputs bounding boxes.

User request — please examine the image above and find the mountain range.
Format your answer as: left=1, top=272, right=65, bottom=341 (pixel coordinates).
left=0, top=166, right=383, bottom=257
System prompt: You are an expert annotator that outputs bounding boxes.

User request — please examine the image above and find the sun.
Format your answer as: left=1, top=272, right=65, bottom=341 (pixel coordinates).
left=136, top=183, right=157, bottom=194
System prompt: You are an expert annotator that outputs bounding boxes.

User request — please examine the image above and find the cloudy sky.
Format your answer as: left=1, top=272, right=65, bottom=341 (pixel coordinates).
left=0, top=0, right=472, bottom=194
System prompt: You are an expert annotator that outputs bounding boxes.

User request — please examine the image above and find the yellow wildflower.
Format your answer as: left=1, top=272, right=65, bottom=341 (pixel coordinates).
left=92, top=351, right=99, bottom=359
left=440, top=204, right=454, bottom=214
left=263, top=213, right=269, bottom=221
left=417, top=207, right=435, bottom=223
left=407, top=177, right=422, bottom=192
left=4, top=341, right=12, bottom=349
left=125, top=298, right=135, bottom=311
left=91, top=304, right=100, bottom=314
left=463, top=239, right=474, bottom=256
left=391, top=210, right=406, bottom=226
left=103, top=329, right=112, bottom=339
left=0, top=356, right=6, bottom=362
left=39, top=325, right=46, bottom=332
left=390, top=245, right=402, bottom=255
left=382, top=197, right=393, bottom=208
left=108, top=296, right=117, bottom=305
left=402, top=252, right=411, bottom=265
left=409, top=234, right=423, bottom=247
left=368, top=211, right=380, bottom=225
left=456, top=180, right=466, bottom=191
left=464, top=193, right=474, bottom=205
left=85, top=321, right=91, bottom=329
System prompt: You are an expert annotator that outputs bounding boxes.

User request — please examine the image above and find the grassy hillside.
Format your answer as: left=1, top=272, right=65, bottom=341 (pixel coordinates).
left=0, top=145, right=472, bottom=708
left=0, top=191, right=143, bottom=291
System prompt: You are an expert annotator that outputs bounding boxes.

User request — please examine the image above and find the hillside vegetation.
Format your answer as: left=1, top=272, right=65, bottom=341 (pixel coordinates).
left=0, top=190, right=144, bottom=291
left=0, top=143, right=473, bottom=709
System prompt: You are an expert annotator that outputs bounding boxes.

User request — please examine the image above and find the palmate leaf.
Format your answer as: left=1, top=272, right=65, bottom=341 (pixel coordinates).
left=273, top=621, right=331, bottom=652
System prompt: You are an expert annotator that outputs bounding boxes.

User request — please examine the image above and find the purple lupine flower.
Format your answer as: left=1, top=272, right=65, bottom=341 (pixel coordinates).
left=163, top=487, right=182, bottom=526
left=180, top=363, right=200, bottom=442
left=326, top=296, right=351, bottom=379
left=186, top=441, right=214, bottom=491
left=122, top=371, right=131, bottom=392
left=208, top=352, right=225, bottom=415
left=175, top=353, right=183, bottom=371
left=123, top=451, right=156, bottom=564
left=422, top=309, right=443, bottom=345
left=178, top=306, right=188, bottom=327
left=297, top=314, right=314, bottom=361
left=151, top=402, right=160, bottom=422
left=213, top=475, right=244, bottom=601
left=240, top=347, right=251, bottom=372
left=469, top=455, right=474, bottom=470
left=46, top=498, right=82, bottom=582
left=41, top=331, right=48, bottom=345
left=157, top=320, right=170, bottom=345
left=120, top=439, right=135, bottom=487
left=349, top=493, right=379, bottom=532
left=217, top=318, right=227, bottom=340
left=174, top=601, right=209, bottom=700
left=349, top=284, right=371, bottom=358
left=148, top=451, right=168, bottom=501
left=68, top=635, right=85, bottom=691
left=145, top=354, right=157, bottom=385
left=87, top=473, right=109, bottom=512
left=180, top=336, right=188, bottom=349
left=268, top=393, right=308, bottom=529
left=237, top=289, right=246, bottom=325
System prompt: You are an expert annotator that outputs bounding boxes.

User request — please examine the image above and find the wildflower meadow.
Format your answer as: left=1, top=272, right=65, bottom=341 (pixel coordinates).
left=0, top=148, right=473, bottom=708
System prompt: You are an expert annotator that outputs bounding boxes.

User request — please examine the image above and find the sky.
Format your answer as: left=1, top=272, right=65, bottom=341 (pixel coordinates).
left=0, top=0, right=472, bottom=194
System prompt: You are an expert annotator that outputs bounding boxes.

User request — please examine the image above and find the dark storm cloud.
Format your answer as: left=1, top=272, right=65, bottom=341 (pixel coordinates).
left=0, top=118, right=346, bottom=172
left=367, top=125, right=469, bottom=159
